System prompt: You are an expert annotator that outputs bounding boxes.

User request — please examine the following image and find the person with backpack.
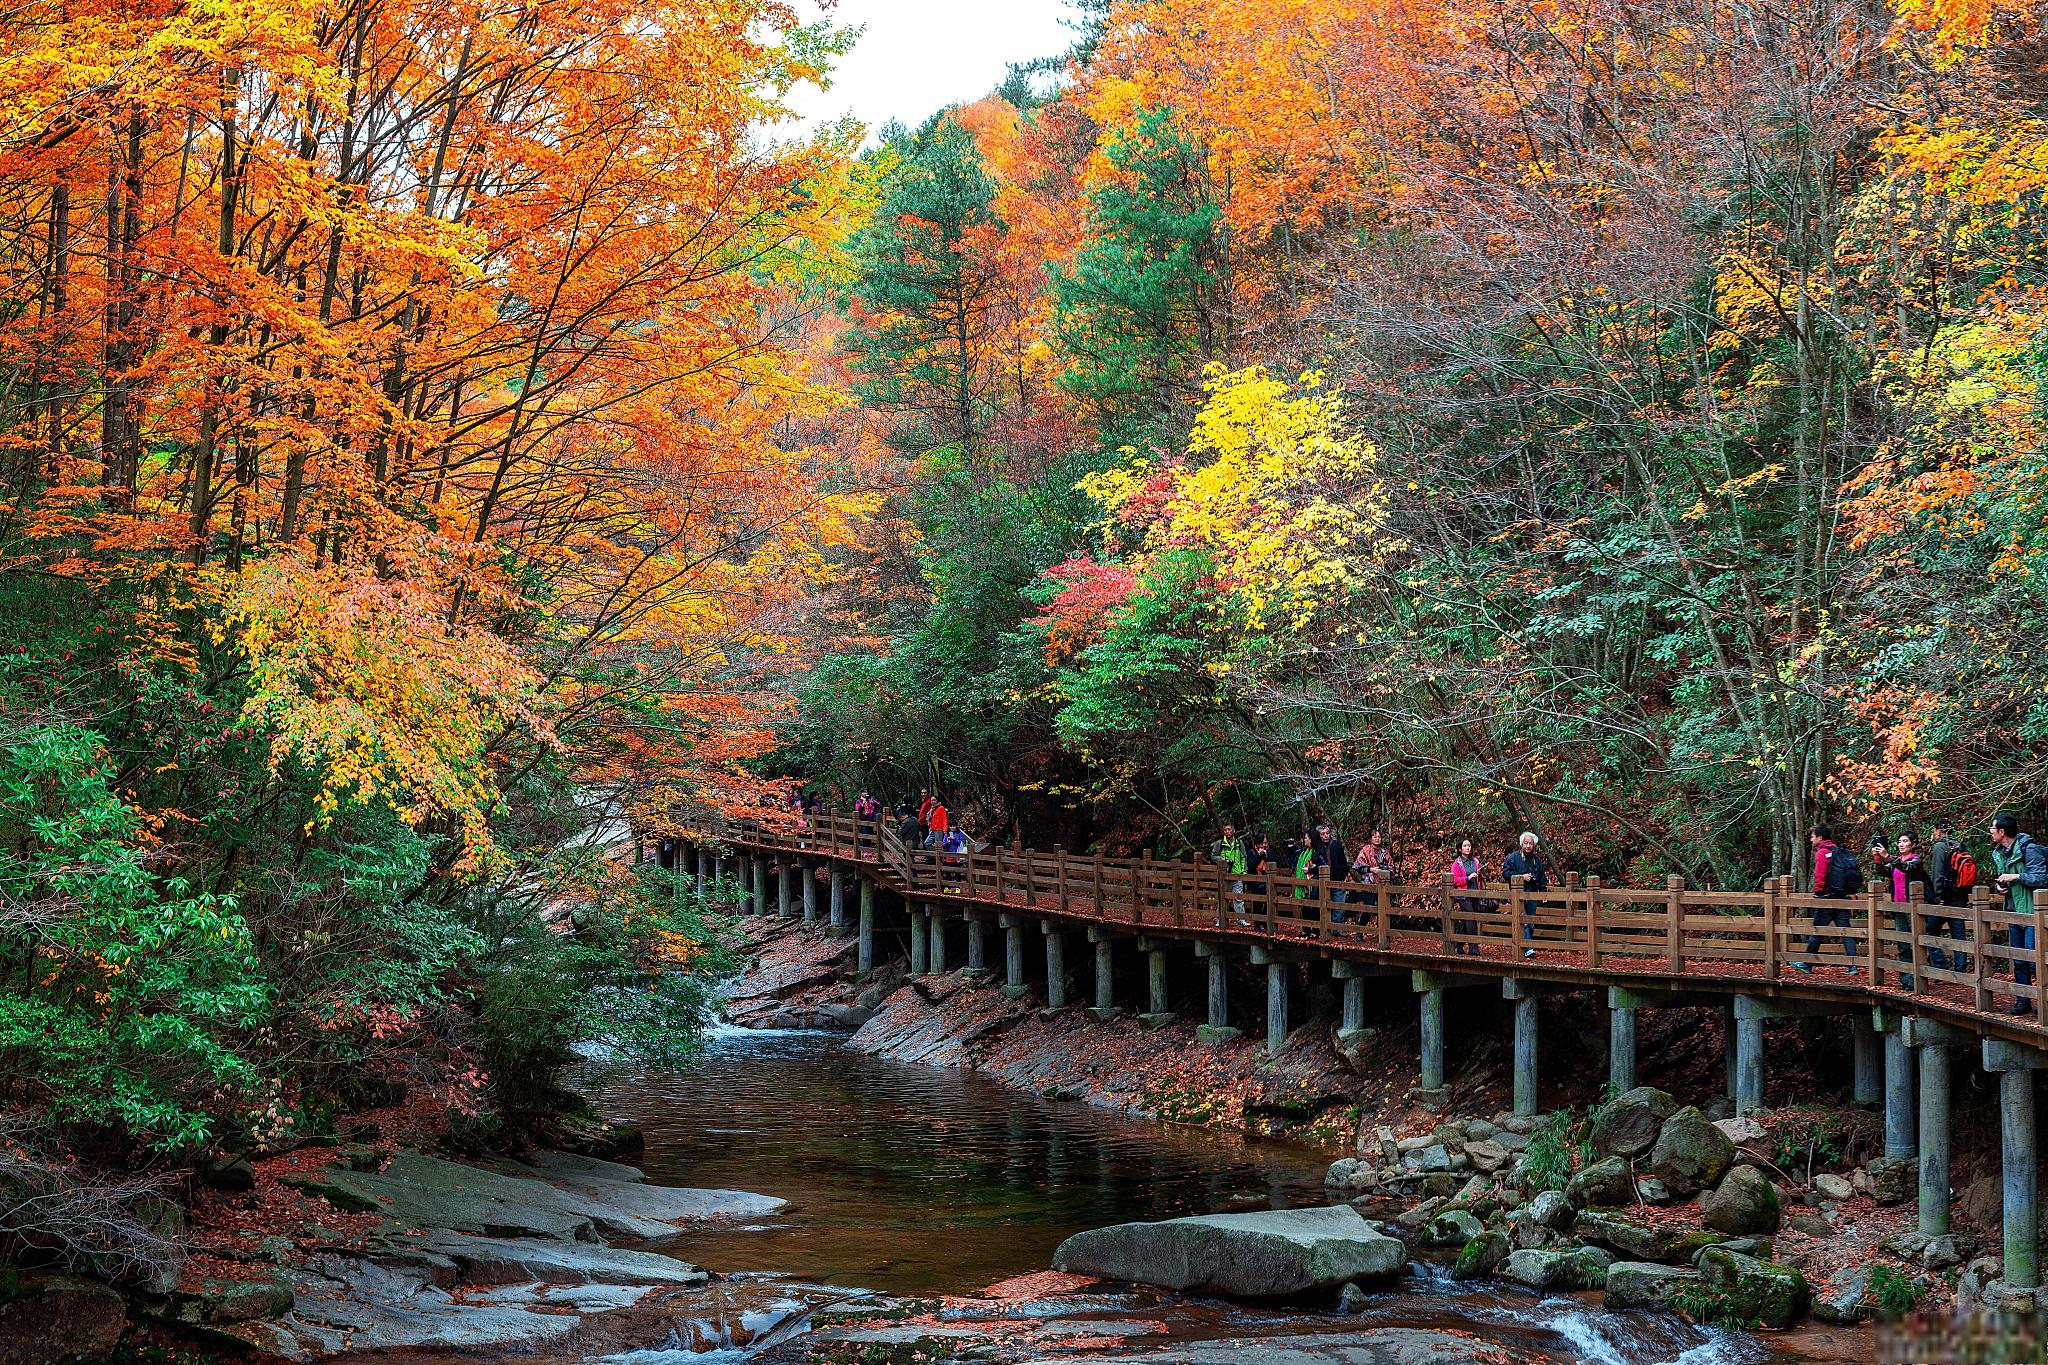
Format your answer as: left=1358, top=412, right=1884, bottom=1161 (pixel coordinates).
left=1990, top=812, right=2048, bottom=1015
left=1795, top=823, right=1862, bottom=971
left=1246, top=834, right=1274, bottom=900
left=1927, top=820, right=1976, bottom=970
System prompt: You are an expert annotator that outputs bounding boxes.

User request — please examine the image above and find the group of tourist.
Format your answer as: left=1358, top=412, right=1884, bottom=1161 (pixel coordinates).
left=802, top=783, right=2048, bottom=1012
left=1803, top=814, right=2048, bottom=1013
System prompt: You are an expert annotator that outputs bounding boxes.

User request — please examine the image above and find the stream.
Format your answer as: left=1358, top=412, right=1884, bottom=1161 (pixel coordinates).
left=568, top=1026, right=1854, bottom=1365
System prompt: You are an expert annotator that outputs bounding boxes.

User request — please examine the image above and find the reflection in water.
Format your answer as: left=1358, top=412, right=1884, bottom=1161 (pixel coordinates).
left=575, top=1026, right=1330, bottom=1293
left=575, top=1028, right=1808, bottom=1364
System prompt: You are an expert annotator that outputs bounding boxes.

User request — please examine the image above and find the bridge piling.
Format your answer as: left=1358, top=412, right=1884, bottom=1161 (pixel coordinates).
left=1044, top=923, right=1067, bottom=1008
left=1879, top=1011, right=1917, bottom=1161
left=829, top=868, right=846, bottom=934
left=909, top=904, right=928, bottom=975
left=1419, top=982, right=1445, bottom=1092
left=1903, top=1017, right=1964, bottom=1238
left=695, top=849, right=708, bottom=902
left=857, top=879, right=874, bottom=975
left=1194, top=942, right=1237, bottom=1044
left=1091, top=932, right=1114, bottom=1016
left=967, top=911, right=990, bottom=971
left=751, top=857, right=767, bottom=916
left=1608, top=991, right=1637, bottom=1094
left=1732, top=996, right=1767, bottom=1113
left=1266, top=963, right=1288, bottom=1053
left=1142, top=941, right=1172, bottom=1025
left=801, top=863, right=817, bottom=923
left=930, top=907, right=948, bottom=974
left=1000, top=914, right=1028, bottom=999
left=777, top=858, right=793, bottom=918
left=1854, top=1014, right=1881, bottom=1104
left=1503, top=979, right=1538, bottom=1117
left=1985, top=1039, right=2047, bottom=1290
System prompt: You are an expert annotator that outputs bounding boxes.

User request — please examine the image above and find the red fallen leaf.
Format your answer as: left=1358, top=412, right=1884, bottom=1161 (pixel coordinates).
left=977, top=1270, right=1101, bottom=1301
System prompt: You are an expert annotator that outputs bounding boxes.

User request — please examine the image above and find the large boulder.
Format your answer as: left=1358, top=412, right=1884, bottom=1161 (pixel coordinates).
left=1565, top=1156, right=1633, bottom=1209
left=1051, top=1205, right=1406, bottom=1298
left=1811, top=1266, right=1871, bottom=1324
left=1524, top=1190, right=1574, bottom=1231
left=1605, top=1261, right=1701, bottom=1310
left=0, top=1275, right=125, bottom=1365
left=1699, top=1248, right=1809, bottom=1329
left=1590, top=1087, right=1678, bottom=1158
left=1423, top=1210, right=1484, bottom=1248
left=1502, top=1249, right=1570, bottom=1291
left=1450, top=1231, right=1509, bottom=1281
left=1647, top=1107, right=1734, bottom=1196
left=1574, top=1210, right=1715, bottom=1264
left=1701, top=1166, right=1783, bottom=1236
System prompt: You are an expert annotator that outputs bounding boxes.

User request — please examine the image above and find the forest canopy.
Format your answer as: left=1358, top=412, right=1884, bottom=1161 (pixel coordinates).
left=2, top=0, right=2047, bottom=1158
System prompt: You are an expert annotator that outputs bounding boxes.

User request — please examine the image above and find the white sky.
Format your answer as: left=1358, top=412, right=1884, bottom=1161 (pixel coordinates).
left=785, top=0, right=1082, bottom=140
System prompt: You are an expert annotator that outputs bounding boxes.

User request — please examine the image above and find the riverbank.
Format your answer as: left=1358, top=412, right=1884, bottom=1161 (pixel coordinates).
left=725, top=917, right=1973, bottom=1338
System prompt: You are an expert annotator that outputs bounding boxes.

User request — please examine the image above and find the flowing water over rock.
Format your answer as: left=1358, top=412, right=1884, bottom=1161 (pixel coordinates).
left=556, top=1027, right=1871, bottom=1365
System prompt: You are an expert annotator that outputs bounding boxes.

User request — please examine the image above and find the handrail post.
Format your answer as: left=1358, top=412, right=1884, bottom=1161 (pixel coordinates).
left=1440, top=873, right=1455, bottom=956
left=963, top=844, right=975, bottom=900
left=2034, top=905, right=2047, bottom=1020
left=1666, top=875, right=1684, bottom=971
left=1866, top=883, right=1883, bottom=983
left=1972, top=885, right=1991, bottom=1012
left=1171, top=861, right=1184, bottom=929
left=1762, top=876, right=1779, bottom=980
left=992, top=844, right=1005, bottom=903
left=1095, top=849, right=1107, bottom=920
left=1057, top=845, right=1069, bottom=914
left=1509, top=874, right=1526, bottom=952
left=1375, top=875, right=1390, bottom=950
left=1586, top=875, right=1602, bottom=968
left=1137, top=852, right=1149, bottom=925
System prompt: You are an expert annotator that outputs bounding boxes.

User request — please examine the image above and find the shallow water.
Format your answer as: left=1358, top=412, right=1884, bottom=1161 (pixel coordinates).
left=572, top=1027, right=1844, bottom=1365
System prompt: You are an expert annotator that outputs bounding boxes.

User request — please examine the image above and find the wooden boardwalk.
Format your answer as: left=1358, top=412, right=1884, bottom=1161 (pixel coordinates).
left=721, top=812, right=2048, bottom=1050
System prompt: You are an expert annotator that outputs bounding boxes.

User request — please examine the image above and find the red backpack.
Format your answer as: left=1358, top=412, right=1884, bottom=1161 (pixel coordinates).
left=1950, top=847, right=1979, bottom=890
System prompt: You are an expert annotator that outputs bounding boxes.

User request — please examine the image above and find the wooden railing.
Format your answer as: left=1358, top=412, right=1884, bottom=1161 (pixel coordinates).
left=727, top=814, right=2043, bottom=1027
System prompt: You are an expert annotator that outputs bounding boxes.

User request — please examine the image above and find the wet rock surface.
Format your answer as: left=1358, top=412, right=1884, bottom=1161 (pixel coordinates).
left=1052, top=1206, right=1407, bottom=1297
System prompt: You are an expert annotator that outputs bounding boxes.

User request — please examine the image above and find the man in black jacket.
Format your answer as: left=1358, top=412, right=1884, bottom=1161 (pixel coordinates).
left=1504, top=831, right=1549, bottom=958
left=1926, top=820, right=1970, bottom=971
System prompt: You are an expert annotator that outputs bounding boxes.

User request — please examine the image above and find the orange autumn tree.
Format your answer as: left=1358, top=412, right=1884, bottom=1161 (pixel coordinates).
left=0, top=0, right=868, bottom=856
left=0, top=0, right=875, bottom=1138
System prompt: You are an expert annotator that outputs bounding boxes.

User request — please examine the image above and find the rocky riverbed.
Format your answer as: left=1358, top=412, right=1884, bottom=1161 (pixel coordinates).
left=722, top=916, right=1976, bottom=1340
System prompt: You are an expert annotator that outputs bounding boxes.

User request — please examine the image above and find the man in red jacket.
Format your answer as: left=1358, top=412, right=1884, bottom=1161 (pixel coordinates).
left=1797, top=824, right=1860, bottom=970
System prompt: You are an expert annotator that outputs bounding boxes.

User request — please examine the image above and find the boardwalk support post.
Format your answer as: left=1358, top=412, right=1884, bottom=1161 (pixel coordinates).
left=930, top=907, right=947, bottom=974
left=909, top=904, right=928, bottom=976
left=1503, top=978, right=1539, bottom=1117
left=1416, top=972, right=1446, bottom=1094
left=829, top=867, right=847, bottom=935
left=1854, top=1014, right=1882, bottom=1105
left=1876, top=1008, right=1916, bottom=1161
left=999, top=914, right=1028, bottom=999
left=1043, top=921, right=1067, bottom=1009
left=967, top=911, right=990, bottom=972
left=1606, top=986, right=1639, bottom=1094
left=1251, top=944, right=1289, bottom=1054
left=777, top=858, right=792, bottom=918
left=1194, top=942, right=1238, bottom=1044
left=1137, top=938, right=1172, bottom=1026
left=751, top=857, right=767, bottom=917
left=801, top=862, right=817, bottom=923
left=1904, top=1016, right=1966, bottom=1238
left=1088, top=926, right=1117, bottom=1019
left=1732, top=995, right=1767, bottom=1114
left=858, top=880, right=875, bottom=975
left=1330, top=960, right=1376, bottom=1049
left=1984, top=1039, right=2048, bottom=1290
left=696, top=849, right=708, bottom=902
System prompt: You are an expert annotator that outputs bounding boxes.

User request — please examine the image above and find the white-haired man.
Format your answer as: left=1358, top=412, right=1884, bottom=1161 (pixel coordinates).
left=1503, top=831, right=1550, bottom=959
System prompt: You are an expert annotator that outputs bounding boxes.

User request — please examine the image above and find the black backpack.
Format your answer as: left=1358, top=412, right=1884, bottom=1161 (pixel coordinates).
left=1824, top=845, right=1864, bottom=897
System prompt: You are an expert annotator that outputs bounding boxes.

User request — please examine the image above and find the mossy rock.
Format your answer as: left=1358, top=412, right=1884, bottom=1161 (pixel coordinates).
left=1450, top=1230, right=1509, bottom=1281
left=1697, top=1248, right=1809, bottom=1329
